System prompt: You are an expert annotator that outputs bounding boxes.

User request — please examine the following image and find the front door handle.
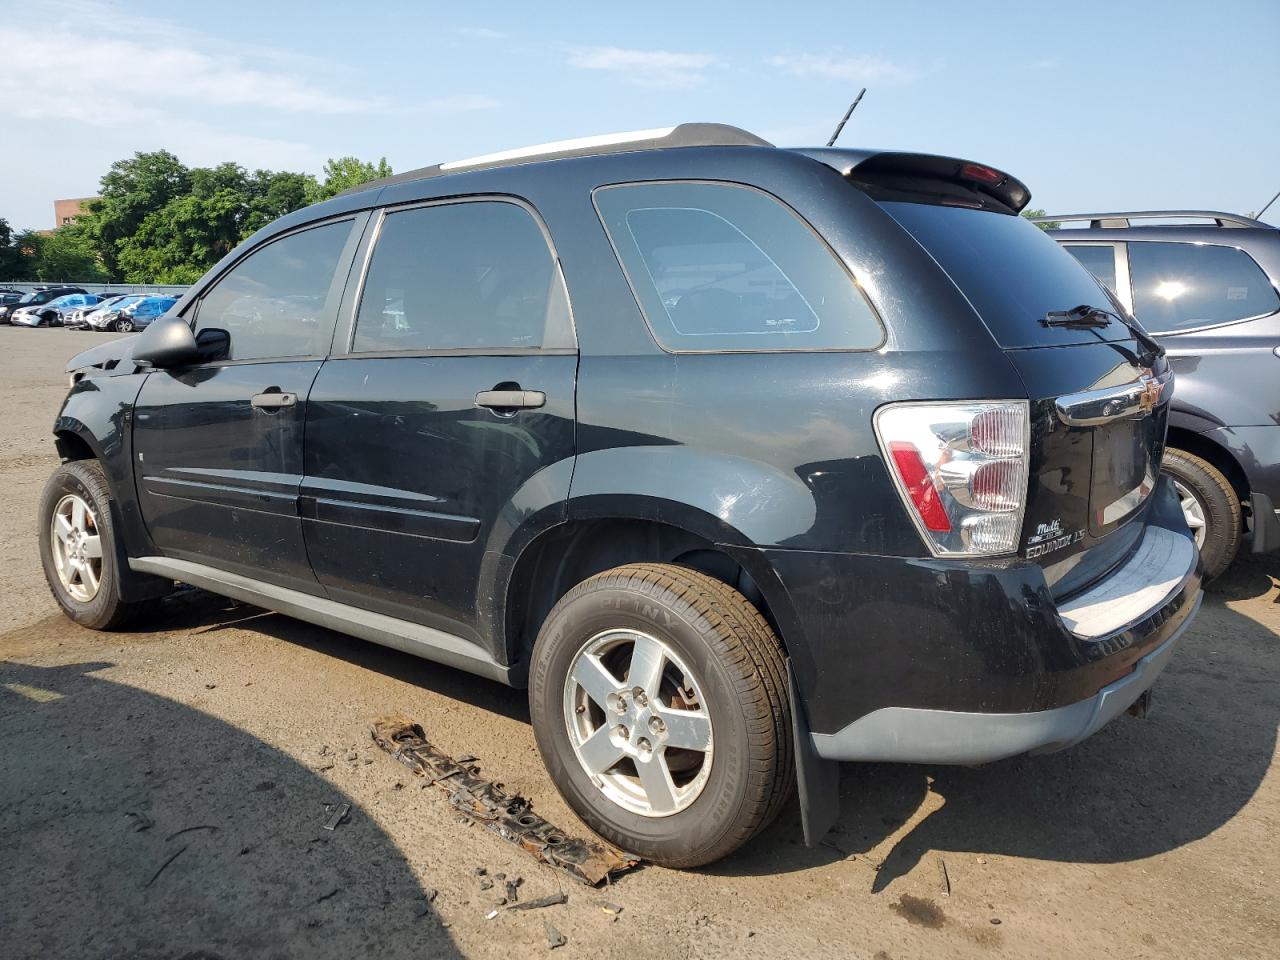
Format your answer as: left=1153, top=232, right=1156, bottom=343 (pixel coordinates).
left=474, top=389, right=546, bottom=410
left=251, top=389, right=298, bottom=410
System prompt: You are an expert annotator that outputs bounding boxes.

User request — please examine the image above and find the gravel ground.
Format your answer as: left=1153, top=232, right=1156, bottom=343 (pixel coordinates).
left=1, top=326, right=1277, bottom=960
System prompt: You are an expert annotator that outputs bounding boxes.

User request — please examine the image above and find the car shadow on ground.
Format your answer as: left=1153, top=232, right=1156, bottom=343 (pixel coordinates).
left=0, top=657, right=461, bottom=960
left=710, top=552, right=1280, bottom=887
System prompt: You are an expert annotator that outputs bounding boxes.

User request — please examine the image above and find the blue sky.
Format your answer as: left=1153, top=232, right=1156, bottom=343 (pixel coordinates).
left=2, top=0, right=1278, bottom=230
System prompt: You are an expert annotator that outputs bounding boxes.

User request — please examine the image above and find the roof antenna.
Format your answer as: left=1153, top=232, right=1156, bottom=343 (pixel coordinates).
left=826, top=88, right=867, bottom=147
left=1251, top=186, right=1280, bottom=221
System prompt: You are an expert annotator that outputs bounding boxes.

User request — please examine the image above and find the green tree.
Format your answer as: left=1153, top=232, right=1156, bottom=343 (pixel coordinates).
left=1022, top=208, right=1060, bottom=231
left=86, top=150, right=192, bottom=278
left=306, top=156, right=393, bottom=204
left=0, top=220, right=42, bottom=281
left=36, top=221, right=108, bottom=282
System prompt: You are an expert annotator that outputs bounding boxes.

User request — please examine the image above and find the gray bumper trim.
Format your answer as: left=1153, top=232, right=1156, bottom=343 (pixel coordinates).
left=811, top=592, right=1200, bottom=765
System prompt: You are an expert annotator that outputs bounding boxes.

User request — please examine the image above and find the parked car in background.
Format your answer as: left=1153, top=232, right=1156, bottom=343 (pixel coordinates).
left=64, top=295, right=132, bottom=330
left=0, top=285, right=86, bottom=324
left=42, top=125, right=1201, bottom=867
left=86, top=295, right=176, bottom=332
left=1041, top=211, right=1280, bottom=578
left=9, top=292, right=100, bottom=327
left=0, top=287, right=24, bottom=307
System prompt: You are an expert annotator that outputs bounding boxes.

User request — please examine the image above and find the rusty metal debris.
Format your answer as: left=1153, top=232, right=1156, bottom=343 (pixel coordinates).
left=370, top=716, right=639, bottom=886
left=507, top=892, right=568, bottom=912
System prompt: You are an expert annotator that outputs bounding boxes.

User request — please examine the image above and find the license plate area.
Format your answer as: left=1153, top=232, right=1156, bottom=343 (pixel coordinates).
left=1088, top=414, right=1160, bottom=536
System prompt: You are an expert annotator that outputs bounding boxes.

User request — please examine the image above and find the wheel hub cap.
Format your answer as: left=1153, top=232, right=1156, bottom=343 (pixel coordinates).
left=1172, top=479, right=1208, bottom=549
left=563, top=629, right=713, bottom=818
left=50, top=493, right=103, bottom=603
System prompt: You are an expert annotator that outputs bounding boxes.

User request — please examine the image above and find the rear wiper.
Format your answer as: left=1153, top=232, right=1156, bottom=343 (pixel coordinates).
left=1041, top=303, right=1166, bottom=360
left=1041, top=304, right=1110, bottom=328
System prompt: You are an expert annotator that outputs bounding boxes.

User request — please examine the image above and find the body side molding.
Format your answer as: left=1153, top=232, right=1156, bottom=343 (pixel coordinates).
left=129, top=556, right=517, bottom=685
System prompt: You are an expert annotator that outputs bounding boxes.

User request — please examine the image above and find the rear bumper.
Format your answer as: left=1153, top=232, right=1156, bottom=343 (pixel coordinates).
left=811, top=593, right=1197, bottom=763
left=755, top=474, right=1201, bottom=762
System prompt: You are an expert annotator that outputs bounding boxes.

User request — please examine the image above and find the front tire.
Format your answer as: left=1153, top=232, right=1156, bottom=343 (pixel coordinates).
left=529, top=563, right=793, bottom=868
left=38, top=460, right=148, bottom=630
left=1163, top=448, right=1241, bottom=581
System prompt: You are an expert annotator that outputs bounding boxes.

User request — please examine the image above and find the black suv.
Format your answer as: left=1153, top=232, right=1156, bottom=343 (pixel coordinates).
left=0, top=285, right=87, bottom=324
left=39, top=125, right=1202, bottom=867
left=1042, top=212, right=1280, bottom=578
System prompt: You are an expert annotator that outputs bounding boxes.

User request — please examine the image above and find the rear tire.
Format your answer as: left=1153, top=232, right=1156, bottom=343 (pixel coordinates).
left=38, top=460, right=150, bottom=630
left=529, top=562, right=794, bottom=868
left=1163, top=448, right=1241, bottom=581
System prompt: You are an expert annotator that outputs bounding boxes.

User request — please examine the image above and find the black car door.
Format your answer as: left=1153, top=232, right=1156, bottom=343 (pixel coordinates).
left=301, top=198, right=577, bottom=647
left=131, top=216, right=364, bottom=593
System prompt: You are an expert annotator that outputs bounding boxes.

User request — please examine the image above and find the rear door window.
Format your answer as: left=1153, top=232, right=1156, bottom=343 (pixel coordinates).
left=594, top=181, right=882, bottom=352
left=881, top=202, right=1129, bottom=348
left=352, top=200, right=573, bottom=353
left=1127, top=241, right=1280, bottom=332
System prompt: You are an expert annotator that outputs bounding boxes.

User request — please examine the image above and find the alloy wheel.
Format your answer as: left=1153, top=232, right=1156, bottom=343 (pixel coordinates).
left=50, top=493, right=104, bottom=602
left=1172, top=478, right=1208, bottom=549
left=562, top=628, right=714, bottom=817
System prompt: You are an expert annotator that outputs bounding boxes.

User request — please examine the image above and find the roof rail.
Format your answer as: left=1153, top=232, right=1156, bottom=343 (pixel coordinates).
left=338, top=123, right=773, bottom=198
left=1031, top=210, right=1270, bottom=229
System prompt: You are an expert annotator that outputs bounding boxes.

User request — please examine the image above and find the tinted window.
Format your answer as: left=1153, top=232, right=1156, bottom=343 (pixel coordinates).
left=1128, top=241, right=1280, bottom=332
left=353, top=201, right=572, bottom=353
left=881, top=202, right=1129, bottom=348
left=195, top=220, right=352, bottom=360
left=595, top=182, right=881, bottom=351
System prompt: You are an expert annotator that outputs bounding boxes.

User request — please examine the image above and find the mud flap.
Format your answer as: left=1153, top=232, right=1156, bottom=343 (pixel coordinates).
left=788, top=660, right=840, bottom=846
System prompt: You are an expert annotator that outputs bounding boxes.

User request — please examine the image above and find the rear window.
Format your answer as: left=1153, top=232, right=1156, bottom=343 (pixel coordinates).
left=595, top=181, right=883, bottom=352
left=881, top=202, right=1128, bottom=348
left=1127, top=241, right=1280, bottom=332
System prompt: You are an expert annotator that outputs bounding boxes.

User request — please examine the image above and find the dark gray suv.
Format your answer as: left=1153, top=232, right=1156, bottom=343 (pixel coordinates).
left=1043, top=212, right=1280, bottom=578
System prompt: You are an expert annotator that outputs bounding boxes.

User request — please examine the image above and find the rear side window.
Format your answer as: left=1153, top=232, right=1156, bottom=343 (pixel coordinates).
left=881, top=202, right=1129, bottom=348
left=195, top=219, right=353, bottom=361
left=352, top=200, right=573, bottom=353
left=1127, top=241, right=1280, bottom=332
left=594, top=181, right=882, bottom=352
left=1062, top=244, right=1118, bottom=294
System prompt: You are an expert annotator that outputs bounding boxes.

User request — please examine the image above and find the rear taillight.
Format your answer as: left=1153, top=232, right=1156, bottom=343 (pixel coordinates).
left=874, top=401, right=1030, bottom=557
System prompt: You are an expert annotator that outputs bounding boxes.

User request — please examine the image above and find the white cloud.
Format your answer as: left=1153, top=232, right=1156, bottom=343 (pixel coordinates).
left=0, top=25, right=376, bottom=122
left=454, top=27, right=509, bottom=41
left=567, top=46, right=720, bottom=90
left=766, top=53, right=920, bottom=86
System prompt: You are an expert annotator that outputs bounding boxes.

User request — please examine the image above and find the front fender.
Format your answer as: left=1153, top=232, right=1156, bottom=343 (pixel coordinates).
left=53, top=374, right=165, bottom=600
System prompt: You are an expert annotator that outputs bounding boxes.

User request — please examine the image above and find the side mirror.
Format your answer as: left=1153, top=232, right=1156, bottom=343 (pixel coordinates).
left=131, top=316, right=201, bottom=369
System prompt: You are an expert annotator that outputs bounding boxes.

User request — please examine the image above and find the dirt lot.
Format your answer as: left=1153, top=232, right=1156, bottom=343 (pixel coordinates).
left=1, top=326, right=1277, bottom=960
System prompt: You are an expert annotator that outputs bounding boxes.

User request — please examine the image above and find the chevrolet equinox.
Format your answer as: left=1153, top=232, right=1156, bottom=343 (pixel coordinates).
left=39, top=124, right=1203, bottom=867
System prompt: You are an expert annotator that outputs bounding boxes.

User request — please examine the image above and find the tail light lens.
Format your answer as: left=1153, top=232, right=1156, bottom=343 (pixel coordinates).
left=874, top=401, right=1030, bottom=557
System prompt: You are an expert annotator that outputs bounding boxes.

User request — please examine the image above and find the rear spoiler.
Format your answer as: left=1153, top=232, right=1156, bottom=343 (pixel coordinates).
left=796, top=147, right=1031, bottom=214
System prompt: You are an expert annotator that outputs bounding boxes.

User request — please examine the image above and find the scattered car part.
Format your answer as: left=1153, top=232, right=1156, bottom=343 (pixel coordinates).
left=320, top=802, right=351, bottom=831
left=507, top=892, right=568, bottom=912
left=543, top=920, right=567, bottom=949
left=370, top=716, right=638, bottom=885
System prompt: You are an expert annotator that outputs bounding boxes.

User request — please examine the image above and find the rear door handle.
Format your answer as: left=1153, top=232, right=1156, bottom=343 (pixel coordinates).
left=474, top=389, right=546, bottom=410
left=251, top=390, right=298, bottom=410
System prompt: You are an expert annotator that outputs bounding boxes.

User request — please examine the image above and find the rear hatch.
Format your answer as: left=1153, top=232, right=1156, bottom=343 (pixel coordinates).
left=854, top=159, right=1171, bottom=595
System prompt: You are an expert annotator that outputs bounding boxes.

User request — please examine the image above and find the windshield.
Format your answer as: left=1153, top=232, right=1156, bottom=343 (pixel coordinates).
left=879, top=202, right=1130, bottom=348
left=17, top=291, right=45, bottom=305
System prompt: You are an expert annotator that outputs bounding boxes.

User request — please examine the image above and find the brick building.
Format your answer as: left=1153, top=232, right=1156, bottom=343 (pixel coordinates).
left=53, top=197, right=99, bottom=228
